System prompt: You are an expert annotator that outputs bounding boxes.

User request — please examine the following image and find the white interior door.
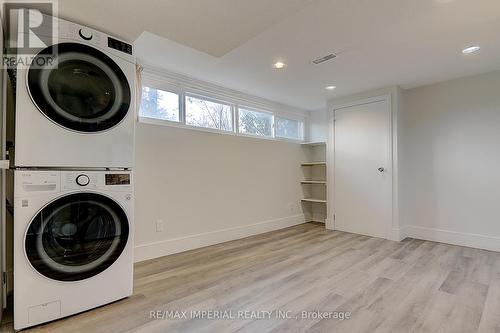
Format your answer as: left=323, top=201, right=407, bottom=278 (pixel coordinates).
left=0, top=10, right=5, bottom=320
left=334, top=99, right=391, bottom=239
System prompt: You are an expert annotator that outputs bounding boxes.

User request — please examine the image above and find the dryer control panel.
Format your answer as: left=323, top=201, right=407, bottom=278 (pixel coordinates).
left=108, top=37, right=133, bottom=55
left=16, top=11, right=136, bottom=62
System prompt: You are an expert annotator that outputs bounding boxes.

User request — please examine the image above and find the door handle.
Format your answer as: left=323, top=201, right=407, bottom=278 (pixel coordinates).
left=378, top=167, right=385, bottom=173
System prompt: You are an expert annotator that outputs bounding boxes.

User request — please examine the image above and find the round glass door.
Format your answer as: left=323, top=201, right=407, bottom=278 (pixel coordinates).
left=25, top=193, right=129, bottom=282
left=27, top=43, right=131, bottom=132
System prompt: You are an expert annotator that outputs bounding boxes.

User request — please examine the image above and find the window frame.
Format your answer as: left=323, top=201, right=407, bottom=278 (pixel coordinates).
left=236, top=106, right=275, bottom=139
left=274, top=115, right=305, bottom=141
left=139, top=79, right=182, bottom=124
left=184, top=92, right=235, bottom=133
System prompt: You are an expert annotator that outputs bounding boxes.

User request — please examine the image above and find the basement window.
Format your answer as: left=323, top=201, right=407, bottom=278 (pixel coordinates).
left=276, top=117, right=304, bottom=140
left=140, top=86, right=180, bottom=122
left=238, top=108, right=273, bottom=137
left=138, top=69, right=307, bottom=142
left=185, top=95, right=234, bottom=132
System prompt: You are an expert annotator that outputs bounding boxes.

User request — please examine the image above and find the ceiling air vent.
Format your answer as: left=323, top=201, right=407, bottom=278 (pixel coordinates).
left=312, top=53, right=337, bottom=65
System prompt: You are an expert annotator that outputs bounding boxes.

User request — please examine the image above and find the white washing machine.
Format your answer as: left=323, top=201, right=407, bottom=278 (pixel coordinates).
left=11, top=12, right=136, bottom=168
left=13, top=170, right=134, bottom=330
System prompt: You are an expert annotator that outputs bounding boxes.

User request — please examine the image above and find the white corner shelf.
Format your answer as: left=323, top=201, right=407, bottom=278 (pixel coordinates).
left=301, top=198, right=327, bottom=204
left=300, top=143, right=328, bottom=226
left=300, top=162, right=326, bottom=167
left=301, top=180, right=327, bottom=185
left=301, top=141, right=326, bottom=147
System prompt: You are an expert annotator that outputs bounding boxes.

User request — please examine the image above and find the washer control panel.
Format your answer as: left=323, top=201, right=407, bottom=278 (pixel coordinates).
left=16, top=171, right=59, bottom=195
left=14, top=171, right=133, bottom=198
left=76, top=174, right=91, bottom=186
left=63, top=172, right=97, bottom=190
left=61, top=171, right=133, bottom=192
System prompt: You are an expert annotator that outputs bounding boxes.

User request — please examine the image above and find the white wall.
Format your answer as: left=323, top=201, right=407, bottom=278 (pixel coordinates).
left=324, top=74, right=500, bottom=251
left=308, top=109, right=328, bottom=142
left=134, top=123, right=308, bottom=261
left=133, top=69, right=500, bottom=261
left=397, top=88, right=416, bottom=233
left=403, top=70, right=500, bottom=251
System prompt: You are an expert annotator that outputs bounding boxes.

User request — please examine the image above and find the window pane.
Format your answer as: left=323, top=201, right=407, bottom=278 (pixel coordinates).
left=140, top=86, right=180, bottom=122
left=185, top=95, right=233, bottom=131
left=276, top=117, right=303, bottom=140
left=238, top=108, right=273, bottom=137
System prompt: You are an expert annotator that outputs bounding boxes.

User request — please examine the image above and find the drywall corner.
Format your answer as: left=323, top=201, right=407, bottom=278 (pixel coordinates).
left=308, top=107, right=328, bottom=143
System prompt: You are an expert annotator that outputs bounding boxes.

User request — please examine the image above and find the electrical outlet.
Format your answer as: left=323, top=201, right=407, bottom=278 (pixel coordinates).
left=156, top=220, right=164, bottom=232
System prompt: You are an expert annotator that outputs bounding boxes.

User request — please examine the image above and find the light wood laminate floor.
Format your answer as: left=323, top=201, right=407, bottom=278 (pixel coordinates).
left=2, top=223, right=500, bottom=333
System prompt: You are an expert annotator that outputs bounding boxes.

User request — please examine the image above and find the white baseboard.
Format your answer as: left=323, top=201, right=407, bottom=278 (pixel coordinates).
left=406, top=225, right=500, bottom=252
left=134, top=214, right=306, bottom=262
left=325, top=216, right=334, bottom=230
left=389, top=226, right=407, bottom=242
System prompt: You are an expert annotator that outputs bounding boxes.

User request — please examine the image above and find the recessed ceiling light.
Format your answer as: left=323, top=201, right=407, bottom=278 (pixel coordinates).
left=273, top=61, right=286, bottom=69
left=325, top=85, right=336, bottom=90
left=462, top=45, right=481, bottom=54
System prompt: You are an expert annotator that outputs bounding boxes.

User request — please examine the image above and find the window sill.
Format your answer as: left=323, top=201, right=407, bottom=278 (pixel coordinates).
left=137, top=116, right=305, bottom=144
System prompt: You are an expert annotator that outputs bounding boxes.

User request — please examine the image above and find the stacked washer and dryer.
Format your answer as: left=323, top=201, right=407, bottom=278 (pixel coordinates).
left=8, top=13, right=136, bottom=330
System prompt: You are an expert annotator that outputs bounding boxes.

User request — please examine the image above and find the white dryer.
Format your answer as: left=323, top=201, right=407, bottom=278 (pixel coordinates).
left=13, top=170, right=134, bottom=330
left=11, top=13, right=136, bottom=168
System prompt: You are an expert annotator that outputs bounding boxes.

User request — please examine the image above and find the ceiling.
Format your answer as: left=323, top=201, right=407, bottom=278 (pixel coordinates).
left=60, top=0, right=500, bottom=110
left=57, top=0, right=314, bottom=57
